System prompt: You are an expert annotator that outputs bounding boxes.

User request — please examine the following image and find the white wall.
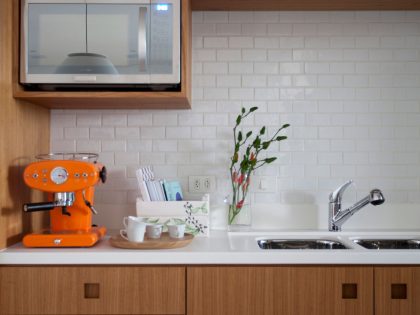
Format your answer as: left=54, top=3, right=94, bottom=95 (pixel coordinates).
left=51, top=11, right=420, bottom=229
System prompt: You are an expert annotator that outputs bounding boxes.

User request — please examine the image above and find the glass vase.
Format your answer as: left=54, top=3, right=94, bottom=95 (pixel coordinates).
left=227, top=172, right=252, bottom=231
left=227, top=202, right=252, bottom=231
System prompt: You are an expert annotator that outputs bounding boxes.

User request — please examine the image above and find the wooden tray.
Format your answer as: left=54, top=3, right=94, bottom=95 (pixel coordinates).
left=109, top=232, right=194, bottom=250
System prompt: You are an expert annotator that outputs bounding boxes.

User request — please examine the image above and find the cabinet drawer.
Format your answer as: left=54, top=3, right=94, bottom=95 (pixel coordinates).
left=375, top=267, right=420, bottom=315
left=187, top=266, right=373, bottom=315
left=0, top=266, right=185, bottom=315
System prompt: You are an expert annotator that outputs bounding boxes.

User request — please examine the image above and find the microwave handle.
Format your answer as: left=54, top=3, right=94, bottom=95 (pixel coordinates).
left=138, top=6, right=147, bottom=72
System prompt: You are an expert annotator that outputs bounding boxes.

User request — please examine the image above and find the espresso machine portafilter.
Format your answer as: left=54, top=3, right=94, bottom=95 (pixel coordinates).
left=22, top=153, right=107, bottom=247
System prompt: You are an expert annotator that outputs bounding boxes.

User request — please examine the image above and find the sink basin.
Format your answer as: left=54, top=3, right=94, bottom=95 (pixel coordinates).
left=354, top=239, right=420, bottom=249
left=257, top=239, right=349, bottom=250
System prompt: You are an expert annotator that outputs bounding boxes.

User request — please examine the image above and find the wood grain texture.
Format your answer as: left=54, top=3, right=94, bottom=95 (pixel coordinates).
left=12, top=0, right=192, bottom=109
left=191, top=0, right=420, bottom=11
left=0, top=0, right=49, bottom=249
left=109, top=232, right=194, bottom=249
left=187, top=266, right=374, bottom=315
left=375, top=267, right=420, bottom=315
left=0, top=266, right=185, bottom=315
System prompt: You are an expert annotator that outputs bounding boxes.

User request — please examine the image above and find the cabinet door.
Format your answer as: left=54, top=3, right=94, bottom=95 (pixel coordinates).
left=187, top=266, right=373, bottom=315
left=0, top=266, right=185, bottom=315
left=375, top=267, right=420, bottom=315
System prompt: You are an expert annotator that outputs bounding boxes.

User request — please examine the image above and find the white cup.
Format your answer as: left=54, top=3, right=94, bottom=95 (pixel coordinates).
left=120, top=220, right=146, bottom=242
left=167, top=223, right=186, bottom=239
left=123, top=216, right=145, bottom=229
left=146, top=224, right=163, bottom=239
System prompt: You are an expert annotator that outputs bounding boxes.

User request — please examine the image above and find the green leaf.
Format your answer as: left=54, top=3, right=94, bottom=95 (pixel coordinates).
left=246, top=131, right=252, bottom=138
left=232, top=153, right=238, bottom=163
left=236, top=115, right=242, bottom=125
left=235, top=143, right=240, bottom=152
left=253, top=137, right=261, bottom=148
left=238, top=131, right=243, bottom=142
left=250, top=106, right=258, bottom=112
left=265, top=157, right=277, bottom=164
left=241, top=107, right=246, bottom=114
left=276, top=136, right=287, bottom=141
left=262, top=141, right=270, bottom=150
left=259, top=126, right=266, bottom=135
left=282, top=123, right=290, bottom=128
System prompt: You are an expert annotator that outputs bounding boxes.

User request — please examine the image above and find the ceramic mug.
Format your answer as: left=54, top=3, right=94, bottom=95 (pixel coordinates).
left=123, top=216, right=145, bottom=229
left=120, top=220, right=146, bottom=242
left=167, top=223, right=186, bottom=239
left=146, top=224, right=163, bottom=239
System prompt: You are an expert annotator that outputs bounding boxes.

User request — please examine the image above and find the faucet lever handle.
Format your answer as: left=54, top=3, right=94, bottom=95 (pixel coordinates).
left=329, top=180, right=353, bottom=203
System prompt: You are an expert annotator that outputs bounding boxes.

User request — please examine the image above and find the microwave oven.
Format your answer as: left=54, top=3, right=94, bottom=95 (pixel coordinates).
left=20, top=0, right=180, bottom=90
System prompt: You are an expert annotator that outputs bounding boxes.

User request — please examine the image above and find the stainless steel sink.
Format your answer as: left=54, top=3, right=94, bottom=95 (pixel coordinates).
left=354, top=239, right=420, bottom=250
left=257, top=239, right=349, bottom=250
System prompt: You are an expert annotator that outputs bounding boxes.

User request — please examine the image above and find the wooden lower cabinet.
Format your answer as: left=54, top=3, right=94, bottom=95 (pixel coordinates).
left=3, top=265, right=420, bottom=315
left=0, top=266, right=185, bottom=315
left=187, top=266, right=374, bottom=315
left=375, top=267, right=420, bottom=315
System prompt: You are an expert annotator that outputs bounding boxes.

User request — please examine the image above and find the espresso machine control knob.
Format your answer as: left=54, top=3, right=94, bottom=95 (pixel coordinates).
left=99, top=166, right=107, bottom=183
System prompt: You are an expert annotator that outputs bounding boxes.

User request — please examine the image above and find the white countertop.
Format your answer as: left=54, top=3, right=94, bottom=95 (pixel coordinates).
left=2, top=230, right=420, bottom=265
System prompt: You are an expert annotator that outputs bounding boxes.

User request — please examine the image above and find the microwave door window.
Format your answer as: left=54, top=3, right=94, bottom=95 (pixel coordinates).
left=87, top=4, right=150, bottom=82
left=27, top=4, right=86, bottom=75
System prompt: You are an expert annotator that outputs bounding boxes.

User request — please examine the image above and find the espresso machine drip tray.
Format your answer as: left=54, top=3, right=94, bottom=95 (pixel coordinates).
left=23, top=227, right=106, bottom=248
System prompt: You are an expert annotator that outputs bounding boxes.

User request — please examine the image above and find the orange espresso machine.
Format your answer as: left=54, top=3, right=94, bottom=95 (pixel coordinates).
left=22, top=153, right=107, bottom=247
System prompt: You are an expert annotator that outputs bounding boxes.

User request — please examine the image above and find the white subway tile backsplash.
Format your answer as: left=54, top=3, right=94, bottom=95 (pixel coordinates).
left=115, top=152, right=139, bottom=165
left=64, top=127, right=89, bottom=139
left=126, top=140, right=153, bottom=152
left=203, top=12, right=228, bottom=23
left=166, top=127, right=191, bottom=139
left=51, top=11, right=420, bottom=216
left=51, top=114, right=76, bottom=128
left=140, top=127, right=165, bottom=139
left=217, top=49, right=241, bottom=61
left=241, top=23, right=267, bottom=35
left=102, top=114, right=127, bottom=126
left=127, top=114, right=152, bottom=126
left=204, top=37, right=228, bottom=48
left=216, top=23, right=241, bottom=35
left=228, top=36, right=254, bottom=48
left=77, top=114, right=101, bottom=126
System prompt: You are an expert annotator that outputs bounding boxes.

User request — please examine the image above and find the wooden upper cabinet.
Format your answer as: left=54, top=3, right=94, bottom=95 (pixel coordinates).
left=12, top=0, right=191, bottom=109
left=0, top=266, right=185, bottom=315
left=187, top=266, right=374, bottom=315
left=191, top=0, right=420, bottom=11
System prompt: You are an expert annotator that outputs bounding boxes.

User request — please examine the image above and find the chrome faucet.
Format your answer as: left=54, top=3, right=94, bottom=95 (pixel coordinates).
left=329, top=180, right=385, bottom=231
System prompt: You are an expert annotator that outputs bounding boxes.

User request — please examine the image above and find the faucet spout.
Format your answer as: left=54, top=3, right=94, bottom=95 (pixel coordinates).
left=329, top=180, right=353, bottom=203
left=329, top=182, right=385, bottom=231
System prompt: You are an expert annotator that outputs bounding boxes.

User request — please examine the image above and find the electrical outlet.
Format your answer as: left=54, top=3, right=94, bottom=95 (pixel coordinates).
left=188, top=176, right=216, bottom=193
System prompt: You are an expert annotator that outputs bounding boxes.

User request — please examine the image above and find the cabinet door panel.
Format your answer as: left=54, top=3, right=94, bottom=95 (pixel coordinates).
left=375, top=267, right=420, bottom=315
left=0, top=266, right=185, bottom=315
left=187, top=266, right=373, bottom=315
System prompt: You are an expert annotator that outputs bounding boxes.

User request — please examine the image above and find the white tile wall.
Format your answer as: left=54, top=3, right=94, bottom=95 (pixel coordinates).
left=51, top=11, right=420, bottom=229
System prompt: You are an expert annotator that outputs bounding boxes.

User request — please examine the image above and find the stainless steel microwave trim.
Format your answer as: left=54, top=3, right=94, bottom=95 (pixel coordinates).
left=138, top=6, right=147, bottom=72
left=20, top=0, right=181, bottom=85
